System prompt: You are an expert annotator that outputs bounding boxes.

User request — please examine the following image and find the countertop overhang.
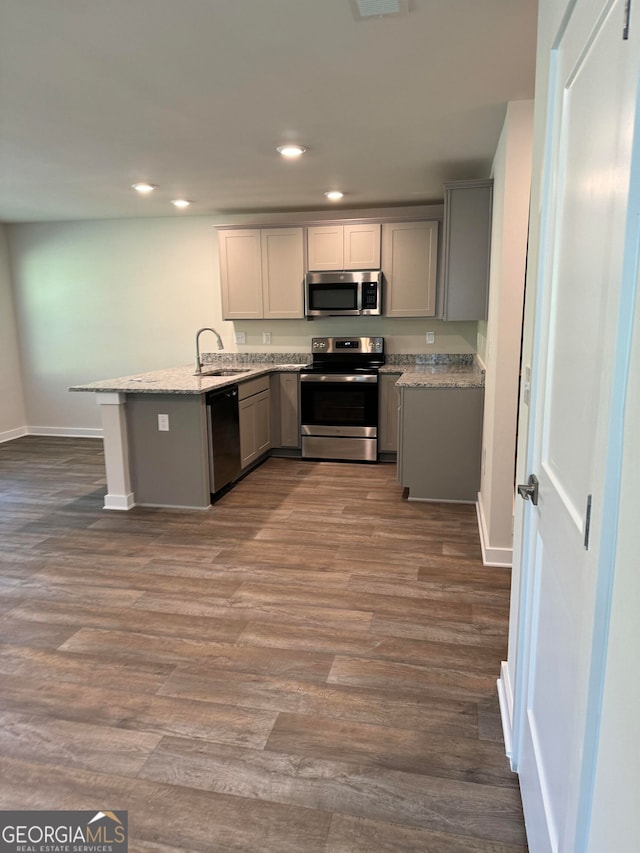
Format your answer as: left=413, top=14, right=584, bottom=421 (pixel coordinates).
left=69, top=362, right=308, bottom=395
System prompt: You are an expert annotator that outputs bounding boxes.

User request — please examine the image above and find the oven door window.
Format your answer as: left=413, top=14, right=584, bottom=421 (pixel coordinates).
left=301, top=381, right=378, bottom=427
left=307, top=283, right=358, bottom=312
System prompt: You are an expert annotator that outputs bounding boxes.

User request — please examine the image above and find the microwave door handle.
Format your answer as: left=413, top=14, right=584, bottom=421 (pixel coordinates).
left=356, top=283, right=363, bottom=314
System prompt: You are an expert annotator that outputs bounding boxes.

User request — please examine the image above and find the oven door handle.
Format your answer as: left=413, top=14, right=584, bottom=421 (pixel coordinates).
left=300, top=373, right=378, bottom=383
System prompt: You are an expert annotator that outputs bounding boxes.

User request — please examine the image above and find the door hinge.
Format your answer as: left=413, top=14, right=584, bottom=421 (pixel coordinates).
left=624, top=0, right=631, bottom=39
left=584, top=494, right=593, bottom=550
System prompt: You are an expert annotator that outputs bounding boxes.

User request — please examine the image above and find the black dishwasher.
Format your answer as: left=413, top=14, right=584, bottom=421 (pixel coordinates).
left=206, top=385, right=241, bottom=497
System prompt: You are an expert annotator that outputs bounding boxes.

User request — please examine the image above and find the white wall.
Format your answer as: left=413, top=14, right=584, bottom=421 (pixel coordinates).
left=477, top=101, right=533, bottom=566
left=8, top=217, right=221, bottom=432
left=0, top=224, right=27, bottom=440
left=7, top=213, right=478, bottom=433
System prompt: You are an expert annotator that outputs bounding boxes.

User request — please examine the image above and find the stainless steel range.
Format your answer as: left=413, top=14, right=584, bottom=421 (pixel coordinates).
left=300, top=336, right=385, bottom=462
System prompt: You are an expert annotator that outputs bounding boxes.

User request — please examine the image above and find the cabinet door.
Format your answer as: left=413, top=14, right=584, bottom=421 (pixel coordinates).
left=442, top=180, right=493, bottom=321
left=378, top=373, right=401, bottom=453
left=239, top=390, right=271, bottom=469
left=254, top=389, right=271, bottom=456
left=343, top=223, right=381, bottom=269
left=382, top=221, right=438, bottom=317
left=278, top=373, right=300, bottom=448
left=307, top=225, right=344, bottom=270
left=261, top=228, right=304, bottom=319
left=219, top=230, right=263, bottom=319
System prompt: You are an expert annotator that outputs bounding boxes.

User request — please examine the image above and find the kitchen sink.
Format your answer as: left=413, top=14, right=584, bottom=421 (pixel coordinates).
left=198, top=367, right=250, bottom=377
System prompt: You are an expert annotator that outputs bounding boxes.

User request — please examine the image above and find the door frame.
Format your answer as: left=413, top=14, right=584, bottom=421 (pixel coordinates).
left=510, top=1, right=640, bottom=848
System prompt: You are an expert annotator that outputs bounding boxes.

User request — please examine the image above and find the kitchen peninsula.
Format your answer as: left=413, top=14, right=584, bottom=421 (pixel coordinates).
left=71, top=354, right=484, bottom=510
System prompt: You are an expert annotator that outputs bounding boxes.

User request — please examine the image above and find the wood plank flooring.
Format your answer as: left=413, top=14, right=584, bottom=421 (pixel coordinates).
left=0, top=436, right=527, bottom=852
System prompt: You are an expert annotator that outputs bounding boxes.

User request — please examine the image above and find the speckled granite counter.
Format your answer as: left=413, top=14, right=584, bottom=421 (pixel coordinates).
left=70, top=360, right=311, bottom=396
left=382, top=354, right=485, bottom=389
left=71, top=353, right=484, bottom=394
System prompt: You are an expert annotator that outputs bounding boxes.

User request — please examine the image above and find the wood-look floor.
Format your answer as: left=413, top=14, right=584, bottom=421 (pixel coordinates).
left=0, top=436, right=527, bottom=852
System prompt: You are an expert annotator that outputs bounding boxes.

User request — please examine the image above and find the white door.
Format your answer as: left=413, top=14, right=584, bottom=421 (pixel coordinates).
left=515, top=1, right=640, bottom=850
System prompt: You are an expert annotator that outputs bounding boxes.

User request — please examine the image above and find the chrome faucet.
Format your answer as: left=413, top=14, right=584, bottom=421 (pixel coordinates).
left=194, top=326, right=224, bottom=374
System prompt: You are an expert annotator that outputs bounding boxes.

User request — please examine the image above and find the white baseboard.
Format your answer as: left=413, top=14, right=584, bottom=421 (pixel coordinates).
left=476, top=492, right=513, bottom=567
left=103, top=493, right=135, bottom=511
left=0, top=426, right=28, bottom=444
left=407, top=496, right=476, bottom=504
left=27, top=426, right=103, bottom=439
left=1, top=427, right=103, bottom=444
left=497, top=661, right=514, bottom=764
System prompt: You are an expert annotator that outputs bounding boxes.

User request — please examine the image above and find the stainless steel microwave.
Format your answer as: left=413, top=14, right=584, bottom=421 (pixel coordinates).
left=304, top=270, right=382, bottom=317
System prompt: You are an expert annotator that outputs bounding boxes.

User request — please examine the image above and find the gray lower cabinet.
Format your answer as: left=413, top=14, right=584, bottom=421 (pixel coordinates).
left=378, top=373, right=401, bottom=453
left=126, top=393, right=210, bottom=508
left=398, top=386, right=483, bottom=502
left=239, top=375, right=271, bottom=469
left=277, top=373, right=300, bottom=448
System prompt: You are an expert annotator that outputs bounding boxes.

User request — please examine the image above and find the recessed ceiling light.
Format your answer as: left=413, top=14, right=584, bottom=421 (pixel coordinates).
left=351, top=0, right=408, bottom=19
left=131, top=182, right=157, bottom=193
left=171, top=199, right=191, bottom=208
left=325, top=191, right=345, bottom=201
left=277, top=144, right=307, bottom=159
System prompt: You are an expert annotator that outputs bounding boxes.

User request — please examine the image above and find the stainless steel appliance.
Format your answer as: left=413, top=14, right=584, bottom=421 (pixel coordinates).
left=300, top=336, right=385, bottom=462
left=206, top=385, right=241, bottom=497
left=305, top=270, right=382, bottom=317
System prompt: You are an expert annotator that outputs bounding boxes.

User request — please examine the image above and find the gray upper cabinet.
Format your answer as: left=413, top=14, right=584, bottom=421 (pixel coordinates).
left=442, top=179, right=493, bottom=321
left=382, top=221, right=438, bottom=317
left=307, top=223, right=381, bottom=270
left=218, top=229, right=263, bottom=320
left=219, top=227, right=304, bottom=320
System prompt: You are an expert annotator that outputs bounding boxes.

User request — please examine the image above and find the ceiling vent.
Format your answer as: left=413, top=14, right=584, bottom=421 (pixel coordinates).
left=350, top=0, right=409, bottom=20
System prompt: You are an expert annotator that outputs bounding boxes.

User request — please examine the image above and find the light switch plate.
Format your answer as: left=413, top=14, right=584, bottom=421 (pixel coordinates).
left=263, top=332, right=272, bottom=345
left=234, top=331, right=246, bottom=344
left=426, top=331, right=435, bottom=344
left=157, top=414, right=169, bottom=432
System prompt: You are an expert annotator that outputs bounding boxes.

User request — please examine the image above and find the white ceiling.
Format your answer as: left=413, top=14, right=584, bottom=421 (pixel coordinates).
left=0, top=0, right=538, bottom=224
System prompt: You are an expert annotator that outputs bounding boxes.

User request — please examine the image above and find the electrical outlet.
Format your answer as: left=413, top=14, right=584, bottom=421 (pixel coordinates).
left=157, top=414, right=169, bottom=432
left=233, top=331, right=246, bottom=345
left=426, top=331, right=435, bottom=344
left=263, top=331, right=272, bottom=345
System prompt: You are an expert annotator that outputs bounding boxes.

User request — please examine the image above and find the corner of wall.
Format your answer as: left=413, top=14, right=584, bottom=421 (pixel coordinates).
left=476, top=492, right=513, bottom=567
left=0, top=224, right=27, bottom=435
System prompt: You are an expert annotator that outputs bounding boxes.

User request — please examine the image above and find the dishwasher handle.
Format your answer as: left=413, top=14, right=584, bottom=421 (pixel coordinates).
left=206, top=385, right=238, bottom=403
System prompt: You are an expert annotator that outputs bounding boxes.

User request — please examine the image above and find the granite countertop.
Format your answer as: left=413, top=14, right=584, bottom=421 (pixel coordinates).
left=391, top=363, right=485, bottom=388
left=70, top=352, right=485, bottom=395
left=70, top=361, right=310, bottom=395
left=383, top=354, right=485, bottom=389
